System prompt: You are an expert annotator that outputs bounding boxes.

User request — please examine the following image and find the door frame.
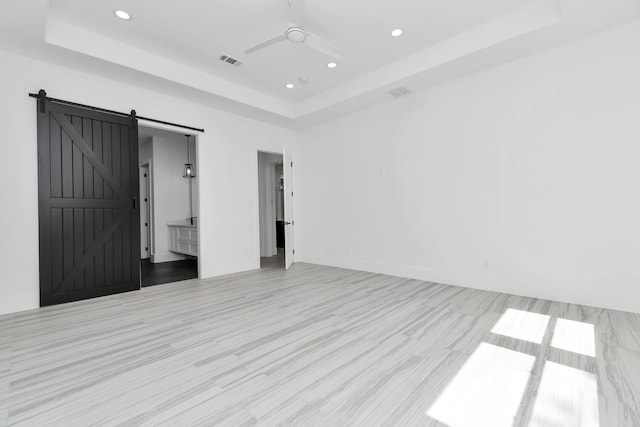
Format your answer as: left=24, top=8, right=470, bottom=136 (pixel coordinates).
left=139, top=164, right=151, bottom=260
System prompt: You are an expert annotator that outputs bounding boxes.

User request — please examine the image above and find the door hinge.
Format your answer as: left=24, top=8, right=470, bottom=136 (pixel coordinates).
left=291, top=161, right=293, bottom=167
left=293, top=249, right=295, bottom=254
left=291, top=191, right=294, bottom=197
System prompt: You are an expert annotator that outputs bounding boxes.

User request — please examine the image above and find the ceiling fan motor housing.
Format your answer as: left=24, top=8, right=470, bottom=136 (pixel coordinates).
left=286, top=27, right=306, bottom=42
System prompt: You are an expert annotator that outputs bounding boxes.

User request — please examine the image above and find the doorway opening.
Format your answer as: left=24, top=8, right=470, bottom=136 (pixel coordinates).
left=138, top=126, right=199, bottom=286
left=257, top=150, right=294, bottom=270
left=258, top=151, right=284, bottom=269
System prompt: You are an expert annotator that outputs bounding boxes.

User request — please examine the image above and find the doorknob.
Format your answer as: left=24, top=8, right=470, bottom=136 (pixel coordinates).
left=284, top=221, right=292, bottom=225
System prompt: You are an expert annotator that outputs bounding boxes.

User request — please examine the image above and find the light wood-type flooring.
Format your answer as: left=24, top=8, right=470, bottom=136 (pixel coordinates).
left=1, top=263, right=639, bottom=426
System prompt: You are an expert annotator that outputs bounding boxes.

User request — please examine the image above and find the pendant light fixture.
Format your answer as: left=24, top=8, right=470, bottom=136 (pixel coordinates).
left=183, top=134, right=195, bottom=178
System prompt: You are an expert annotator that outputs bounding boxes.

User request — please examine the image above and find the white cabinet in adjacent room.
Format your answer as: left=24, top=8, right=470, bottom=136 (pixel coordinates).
left=168, top=223, right=198, bottom=257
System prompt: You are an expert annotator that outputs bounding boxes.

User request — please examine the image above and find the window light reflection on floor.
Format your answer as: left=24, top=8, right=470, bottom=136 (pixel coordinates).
left=528, top=361, right=599, bottom=427
left=491, top=308, right=550, bottom=344
left=551, top=318, right=597, bottom=357
left=427, top=309, right=600, bottom=426
left=426, top=342, right=535, bottom=427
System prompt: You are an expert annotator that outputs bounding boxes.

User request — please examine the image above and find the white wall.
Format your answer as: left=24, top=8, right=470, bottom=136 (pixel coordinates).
left=296, top=21, right=640, bottom=313
left=138, top=138, right=153, bottom=168
left=0, top=49, right=295, bottom=315
left=3, top=22, right=639, bottom=316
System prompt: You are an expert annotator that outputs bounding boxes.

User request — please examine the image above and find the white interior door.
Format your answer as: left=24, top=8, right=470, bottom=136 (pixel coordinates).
left=283, top=148, right=294, bottom=270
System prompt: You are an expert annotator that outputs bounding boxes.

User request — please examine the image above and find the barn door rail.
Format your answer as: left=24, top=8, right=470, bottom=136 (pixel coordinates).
left=29, top=89, right=205, bottom=133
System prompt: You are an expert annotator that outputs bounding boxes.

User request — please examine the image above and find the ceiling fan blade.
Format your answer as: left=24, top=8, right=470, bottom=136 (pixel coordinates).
left=305, top=31, right=344, bottom=60
left=245, top=32, right=287, bottom=55
left=288, top=0, right=306, bottom=26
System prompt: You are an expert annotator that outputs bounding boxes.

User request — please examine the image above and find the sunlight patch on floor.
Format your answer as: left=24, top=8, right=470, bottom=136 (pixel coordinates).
left=427, top=308, right=601, bottom=426
left=551, top=318, right=596, bottom=357
left=528, top=361, right=599, bottom=427
left=426, top=342, right=535, bottom=427
left=491, top=308, right=550, bottom=344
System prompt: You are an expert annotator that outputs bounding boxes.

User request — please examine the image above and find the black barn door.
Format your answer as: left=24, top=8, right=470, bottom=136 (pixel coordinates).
left=37, top=100, right=140, bottom=306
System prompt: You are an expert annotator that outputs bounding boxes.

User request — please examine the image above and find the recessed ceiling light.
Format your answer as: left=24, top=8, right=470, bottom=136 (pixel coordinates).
left=285, top=83, right=295, bottom=89
left=114, top=10, right=131, bottom=20
left=391, top=28, right=403, bottom=37
left=327, top=62, right=337, bottom=69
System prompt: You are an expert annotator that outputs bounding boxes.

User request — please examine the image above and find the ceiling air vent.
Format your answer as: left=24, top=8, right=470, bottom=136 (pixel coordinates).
left=219, top=55, right=243, bottom=66
left=387, top=86, right=412, bottom=98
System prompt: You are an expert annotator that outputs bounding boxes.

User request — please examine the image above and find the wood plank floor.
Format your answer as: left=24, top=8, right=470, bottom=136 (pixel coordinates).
left=0, top=263, right=639, bottom=426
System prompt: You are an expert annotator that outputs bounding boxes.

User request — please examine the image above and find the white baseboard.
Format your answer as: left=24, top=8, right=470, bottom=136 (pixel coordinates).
left=0, top=292, right=39, bottom=315
left=298, top=254, right=640, bottom=314
left=200, top=260, right=261, bottom=280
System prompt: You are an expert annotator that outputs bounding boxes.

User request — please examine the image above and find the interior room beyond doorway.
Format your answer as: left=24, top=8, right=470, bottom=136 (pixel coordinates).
left=258, top=151, right=285, bottom=269
left=138, top=125, right=199, bottom=285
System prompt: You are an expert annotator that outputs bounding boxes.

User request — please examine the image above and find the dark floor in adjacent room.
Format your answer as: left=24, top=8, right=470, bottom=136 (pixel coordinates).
left=260, top=247, right=285, bottom=269
left=141, top=258, right=198, bottom=287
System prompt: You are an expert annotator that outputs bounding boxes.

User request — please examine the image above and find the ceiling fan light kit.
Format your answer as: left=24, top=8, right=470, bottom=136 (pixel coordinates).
left=286, top=27, right=306, bottom=43
left=244, top=0, right=344, bottom=60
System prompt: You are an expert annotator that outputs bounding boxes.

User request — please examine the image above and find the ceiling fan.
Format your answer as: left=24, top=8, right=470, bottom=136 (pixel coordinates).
left=244, top=0, right=344, bottom=60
